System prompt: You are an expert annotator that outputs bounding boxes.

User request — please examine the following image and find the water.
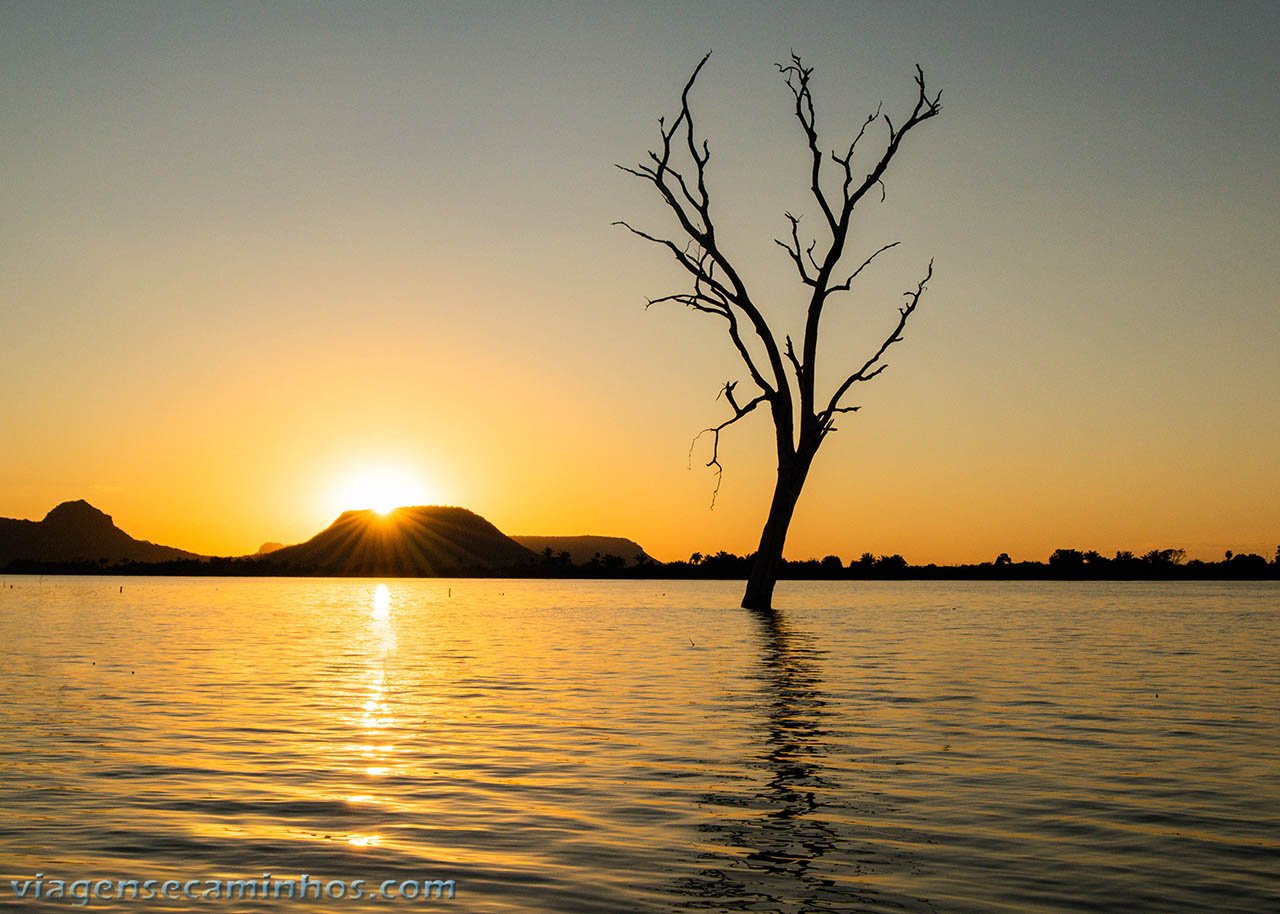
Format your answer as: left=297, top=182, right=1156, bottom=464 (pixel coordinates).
left=1, top=577, right=1277, bottom=912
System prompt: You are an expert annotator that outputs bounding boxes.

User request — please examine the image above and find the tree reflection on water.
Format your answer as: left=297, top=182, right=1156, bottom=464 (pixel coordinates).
left=670, top=608, right=935, bottom=914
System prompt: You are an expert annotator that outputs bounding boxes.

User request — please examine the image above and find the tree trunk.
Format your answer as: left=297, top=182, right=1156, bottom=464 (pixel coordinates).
left=741, top=456, right=812, bottom=610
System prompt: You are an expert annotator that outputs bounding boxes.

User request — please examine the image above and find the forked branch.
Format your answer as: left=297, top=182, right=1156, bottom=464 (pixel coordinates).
left=774, top=212, right=819, bottom=286
left=819, top=260, right=933, bottom=429
left=786, top=57, right=939, bottom=423
left=614, top=51, right=794, bottom=438
left=688, top=381, right=768, bottom=507
left=777, top=54, right=838, bottom=233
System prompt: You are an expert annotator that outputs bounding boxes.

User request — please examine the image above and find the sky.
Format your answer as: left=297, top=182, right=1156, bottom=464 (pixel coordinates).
left=2, top=1, right=1277, bottom=564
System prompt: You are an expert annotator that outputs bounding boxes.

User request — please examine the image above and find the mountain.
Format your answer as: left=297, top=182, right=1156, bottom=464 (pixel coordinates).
left=259, top=506, right=537, bottom=576
left=0, top=500, right=198, bottom=569
left=512, top=535, right=656, bottom=566
left=0, top=500, right=650, bottom=577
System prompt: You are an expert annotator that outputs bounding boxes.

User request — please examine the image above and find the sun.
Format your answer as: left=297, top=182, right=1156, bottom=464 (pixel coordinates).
left=335, top=465, right=433, bottom=515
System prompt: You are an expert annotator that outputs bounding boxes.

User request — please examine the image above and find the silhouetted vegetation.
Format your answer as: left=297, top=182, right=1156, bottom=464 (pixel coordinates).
left=7, top=546, right=1278, bottom=581
left=5, top=498, right=1275, bottom=583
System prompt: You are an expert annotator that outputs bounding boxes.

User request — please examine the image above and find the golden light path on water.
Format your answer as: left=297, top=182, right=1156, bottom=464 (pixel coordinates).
left=346, top=583, right=397, bottom=849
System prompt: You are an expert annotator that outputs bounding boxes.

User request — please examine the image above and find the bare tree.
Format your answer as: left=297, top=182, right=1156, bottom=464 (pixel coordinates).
left=617, top=52, right=941, bottom=610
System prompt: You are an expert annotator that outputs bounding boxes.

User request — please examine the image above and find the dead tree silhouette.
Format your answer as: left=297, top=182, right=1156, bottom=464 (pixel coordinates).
left=617, top=52, right=942, bottom=609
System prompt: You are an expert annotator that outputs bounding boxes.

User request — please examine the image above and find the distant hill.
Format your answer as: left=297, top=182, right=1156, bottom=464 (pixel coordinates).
left=0, top=500, right=198, bottom=569
left=0, top=500, right=652, bottom=577
left=513, top=535, right=656, bottom=566
left=259, top=506, right=537, bottom=576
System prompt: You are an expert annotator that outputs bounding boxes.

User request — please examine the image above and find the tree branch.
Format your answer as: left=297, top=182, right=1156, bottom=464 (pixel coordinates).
left=819, top=404, right=861, bottom=436
left=841, top=65, right=941, bottom=219
left=611, top=220, right=739, bottom=305
left=831, top=102, right=882, bottom=201
left=828, top=241, right=900, bottom=294
left=774, top=211, right=818, bottom=286
left=794, top=61, right=940, bottom=429
left=688, top=383, right=768, bottom=508
left=784, top=334, right=804, bottom=385
left=645, top=291, right=727, bottom=316
left=778, top=53, right=838, bottom=234
left=820, top=260, right=933, bottom=425
left=637, top=248, right=777, bottom=399
left=617, top=52, right=796, bottom=456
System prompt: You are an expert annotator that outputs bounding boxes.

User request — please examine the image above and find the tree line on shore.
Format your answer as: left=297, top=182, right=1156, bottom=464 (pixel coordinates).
left=621, top=546, right=1279, bottom=580
left=531, top=545, right=1278, bottom=580
left=6, top=545, right=1279, bottom=580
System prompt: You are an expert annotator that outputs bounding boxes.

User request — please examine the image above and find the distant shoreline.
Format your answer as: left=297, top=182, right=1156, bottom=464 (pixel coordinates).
left=4, top=551, right=1277, bottom=582
left=8, top=500, right=1274, bottom=583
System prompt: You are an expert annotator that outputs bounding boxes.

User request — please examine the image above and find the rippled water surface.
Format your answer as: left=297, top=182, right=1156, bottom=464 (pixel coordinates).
left=1, top=577, right=1277, bottom=912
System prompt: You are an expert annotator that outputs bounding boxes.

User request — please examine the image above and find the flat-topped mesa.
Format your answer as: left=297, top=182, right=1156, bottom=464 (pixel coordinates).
left=512, top=535, right=656, bottom=566
left=259, top=505, right=538, bottom=576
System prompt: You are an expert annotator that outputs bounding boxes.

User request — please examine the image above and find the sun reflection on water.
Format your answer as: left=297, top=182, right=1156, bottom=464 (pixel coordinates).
left=345, top=583, right=401, bottom=847
left=372, top=583, right=391, bottom=621
left=371, top=583, right=397, bottom=653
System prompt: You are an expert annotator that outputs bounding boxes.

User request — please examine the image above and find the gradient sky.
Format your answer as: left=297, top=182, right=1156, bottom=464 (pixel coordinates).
left=3, top=1, right=1277, bottom=563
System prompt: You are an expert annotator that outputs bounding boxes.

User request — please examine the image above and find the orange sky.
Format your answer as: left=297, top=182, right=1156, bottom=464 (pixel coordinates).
left=2, top=3, right=1277, bottom=564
